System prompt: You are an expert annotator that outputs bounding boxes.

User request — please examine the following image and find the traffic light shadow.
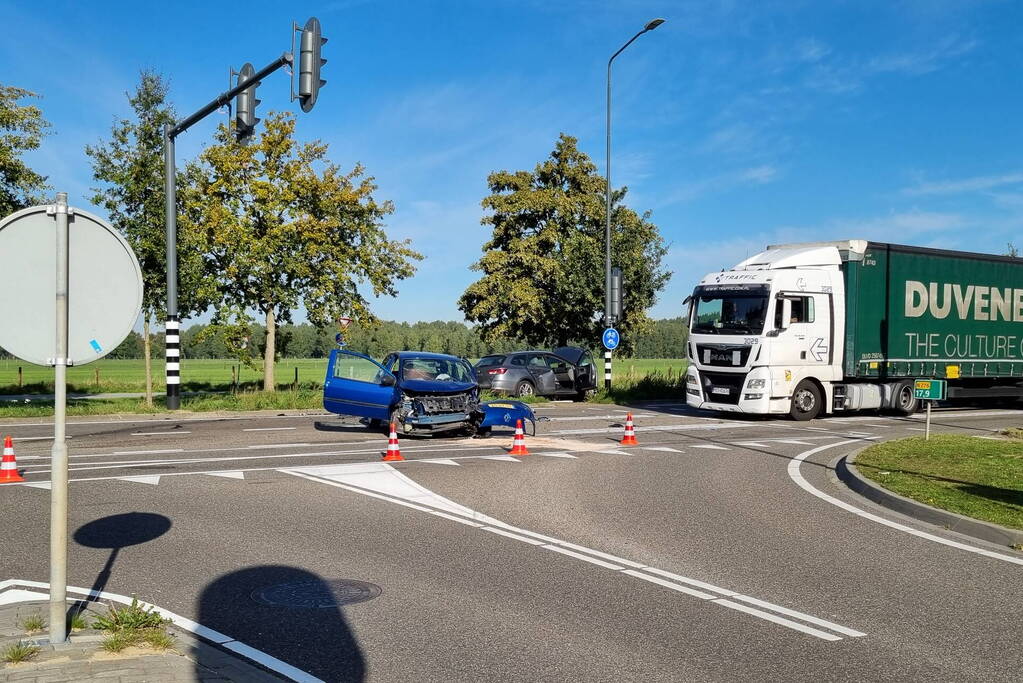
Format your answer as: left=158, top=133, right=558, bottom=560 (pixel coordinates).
left=71, top=511, right=171, bottom=631
left=196, top=565, right=366, bottom=682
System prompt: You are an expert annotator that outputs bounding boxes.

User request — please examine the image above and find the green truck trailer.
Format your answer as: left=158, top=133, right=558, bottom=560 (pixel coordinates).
left=685, top=240, right=1023, bottom=420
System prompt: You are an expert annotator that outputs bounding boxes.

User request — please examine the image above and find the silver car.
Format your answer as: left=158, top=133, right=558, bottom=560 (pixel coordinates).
left=474, top=347, right=598, bottom=400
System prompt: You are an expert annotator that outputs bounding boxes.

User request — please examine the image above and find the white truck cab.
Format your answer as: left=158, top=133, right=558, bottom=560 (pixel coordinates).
left=684, top=242, right=850, bottom=420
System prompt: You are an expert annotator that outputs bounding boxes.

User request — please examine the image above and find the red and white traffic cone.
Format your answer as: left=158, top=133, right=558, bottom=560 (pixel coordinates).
left=382, top=423, right=404, bottom=462
left=509, top=419, right=530, bottom=456
left=620, top=413, right=638, bottom=446
left=0, top=435, right=24, bottom=483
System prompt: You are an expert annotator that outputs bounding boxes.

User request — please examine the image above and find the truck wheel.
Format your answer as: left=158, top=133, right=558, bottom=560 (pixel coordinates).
left=892, top=381, right=919, bottom=415
left=790, top=381, right=821, bottom=421
left=515, top=380, right=535, bottom=397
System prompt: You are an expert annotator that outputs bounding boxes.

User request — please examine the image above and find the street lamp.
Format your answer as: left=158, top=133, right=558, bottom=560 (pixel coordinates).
left=604, top=17, right=664, bottom=390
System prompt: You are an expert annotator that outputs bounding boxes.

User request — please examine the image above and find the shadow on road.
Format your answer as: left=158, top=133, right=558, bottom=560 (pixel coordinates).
left=197, top=565, right=367, bottom=682
left=71, top=512, right=171, bottom=628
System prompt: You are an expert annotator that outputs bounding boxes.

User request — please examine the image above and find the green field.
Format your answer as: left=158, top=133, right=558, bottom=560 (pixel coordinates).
left=0, top=357, right=688, bottom=395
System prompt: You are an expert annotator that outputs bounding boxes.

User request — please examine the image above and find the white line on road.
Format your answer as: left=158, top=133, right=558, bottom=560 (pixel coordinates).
left=787, top=441, right=1023, bottom=566
left=283, top=464, right=864, bottom=641
left=131, top=431, right=192, bottom=436
left=246, top=443, right=312, bottom=450
left=242, top=427, right=297, bottom=432
left=691, top=444, right=728, bottom=450
left=484, top=526, right=545, bottom=545
left=112, top=449, right=185, bottom=456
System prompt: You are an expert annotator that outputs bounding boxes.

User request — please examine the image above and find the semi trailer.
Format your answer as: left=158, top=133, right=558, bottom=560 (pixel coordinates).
left=684, top=240, right=1023, bottom=420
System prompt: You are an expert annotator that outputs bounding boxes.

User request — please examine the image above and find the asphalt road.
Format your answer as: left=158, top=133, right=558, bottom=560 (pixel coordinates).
left=1, top=402, right=1021, bottom=681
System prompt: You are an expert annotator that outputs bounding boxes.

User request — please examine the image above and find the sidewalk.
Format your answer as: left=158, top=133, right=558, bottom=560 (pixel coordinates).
left=0, top=600, right=284, bottom=682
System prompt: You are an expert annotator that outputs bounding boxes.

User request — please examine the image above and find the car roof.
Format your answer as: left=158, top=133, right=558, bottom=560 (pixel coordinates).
left=393, top=351, right=465, bottom=361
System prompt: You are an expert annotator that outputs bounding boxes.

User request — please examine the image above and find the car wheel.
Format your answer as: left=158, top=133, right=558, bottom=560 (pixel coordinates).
left=574, top=389, right=595, bottom=402
left=515, top=380, right=535, bottom=397
left=789, top=380, right=821, bottom=421
left=892, top=381, right=919, bottom=416
left=367, top=418, right=382, bottom=430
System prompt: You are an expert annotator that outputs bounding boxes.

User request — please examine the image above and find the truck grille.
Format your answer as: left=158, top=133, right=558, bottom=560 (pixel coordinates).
left=700, top=370, right=747, bottom=405
left=696, top=344, right=751, bottom=367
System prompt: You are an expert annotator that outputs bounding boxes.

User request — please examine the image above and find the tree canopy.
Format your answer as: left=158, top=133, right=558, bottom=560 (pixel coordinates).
left=459, top=133, right=670, bottom=353
left=182, top=112, right=423, bottom=389
left=0, top=84, right=51, bottom=216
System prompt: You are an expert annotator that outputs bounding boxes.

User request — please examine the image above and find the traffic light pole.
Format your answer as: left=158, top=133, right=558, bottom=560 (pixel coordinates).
left=162, top=52, right=293, bottom=409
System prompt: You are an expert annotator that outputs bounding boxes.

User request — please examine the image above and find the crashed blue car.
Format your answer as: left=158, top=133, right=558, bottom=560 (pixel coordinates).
left=323, top=349, right=535, bottom=436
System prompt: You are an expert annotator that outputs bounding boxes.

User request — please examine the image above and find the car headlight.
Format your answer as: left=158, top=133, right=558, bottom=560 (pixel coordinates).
left=747, top=378, right=767, bottom=389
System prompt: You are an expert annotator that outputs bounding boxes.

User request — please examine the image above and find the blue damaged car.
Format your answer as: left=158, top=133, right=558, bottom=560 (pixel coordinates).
left=323, top=349, right=535, bottom=436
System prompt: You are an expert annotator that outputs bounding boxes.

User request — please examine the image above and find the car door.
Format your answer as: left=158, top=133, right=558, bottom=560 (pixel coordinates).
left=524, top=354, right=559, bottom=395
left=547, top=354, right=576, bottom=394
left=323, top=349, right=397, bottom=420
left=573, top=350, right=597, bottom=391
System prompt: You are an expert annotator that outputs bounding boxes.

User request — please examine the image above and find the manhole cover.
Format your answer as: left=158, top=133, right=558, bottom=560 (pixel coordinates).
left=252, top=579, right=382, bottom=608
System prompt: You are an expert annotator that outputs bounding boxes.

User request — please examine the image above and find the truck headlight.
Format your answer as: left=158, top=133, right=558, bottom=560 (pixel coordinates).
left=686, top=374, right=699, bottom=386
left=747, top=379, right=767, bottom=389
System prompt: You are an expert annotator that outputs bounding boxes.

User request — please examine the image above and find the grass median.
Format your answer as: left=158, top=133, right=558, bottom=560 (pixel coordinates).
left=855, top=433, right=1023, bottom=531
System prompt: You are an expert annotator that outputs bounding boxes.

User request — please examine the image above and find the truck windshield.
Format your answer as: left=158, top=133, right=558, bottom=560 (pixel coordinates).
left=691, top=287, right=769, bottom=335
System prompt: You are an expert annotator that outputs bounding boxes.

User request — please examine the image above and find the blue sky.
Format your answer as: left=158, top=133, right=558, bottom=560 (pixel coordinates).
left=3, top=0, right=1022, bottom=326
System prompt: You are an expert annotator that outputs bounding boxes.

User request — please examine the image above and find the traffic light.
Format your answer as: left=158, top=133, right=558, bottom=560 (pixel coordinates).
left=298, top=17, right=327, bottom=113
left=234, top=63, right=261, bottom=142
left=610, top=267, right=624, bottom=323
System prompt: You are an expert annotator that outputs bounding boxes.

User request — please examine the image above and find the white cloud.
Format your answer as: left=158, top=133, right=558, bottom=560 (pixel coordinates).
left=902, top=172, right=1023, bottom=196
left=658, top=165, right=780, bottom=206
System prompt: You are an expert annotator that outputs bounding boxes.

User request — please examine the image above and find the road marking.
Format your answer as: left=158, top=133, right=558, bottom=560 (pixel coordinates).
left=787, top=441, right=1023, bottom=566
left=596, top=449, right=633, bottom=455
left=643, top=447, right=684, bottom=453
left=536, top=452, right=577, bottom=458
left=907, top=428, right=925, bottom=432
left=9, top=436, right=66, bottom=442
left=205, top=471, right=245, bottom=480
left=551, top=423, right=758, bottom=436
left=0, top=580, right=322, bottom=683
left=283, top=464, right=863, bottom=641
left=247, top=443, right=311, bottom=449
left=715, top=599, right=842, bottom=641
left=480, top=455, right=522, bottom=462
left=735, top=441, right=769, bottom=448
left=420, top=458, right=461, bottom=466
left=776, top=440, right=814, bottom=445
left=691, top=444, right=728, bottom=450
left=484, top=526, right=545, bottom=545
left=543, top=545, right=624, bottom=570
left=22, top=482, right=51, bottom=489
left=117, top=475, right=161, bottom=485
left=242, top=427, right=297, bottom=432
left=131, top=431, right=191, bottom=436
left=113, top=449, right=185, bottom=456
left=621, top=570, right=715, bottom=600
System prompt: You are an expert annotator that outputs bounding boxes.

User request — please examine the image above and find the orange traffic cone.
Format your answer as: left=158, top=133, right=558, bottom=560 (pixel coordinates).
left=509, top=419, right=530, bottom=456
left=0, top=435, right=24, bottom=483
left=620, top=413, right=639, bottom=446
left=382, top=423, right=404, bottom=461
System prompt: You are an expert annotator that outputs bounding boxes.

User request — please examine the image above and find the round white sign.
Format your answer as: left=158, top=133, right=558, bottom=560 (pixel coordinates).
left=0, top=204, right=143, bottom=366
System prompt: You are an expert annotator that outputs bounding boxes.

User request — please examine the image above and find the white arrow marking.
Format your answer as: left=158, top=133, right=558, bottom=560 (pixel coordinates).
left=117, top=475, right=161, bottom=485
left=419, top=458, right=461, bottom=466
left=206, top=471, right=246, bottom=480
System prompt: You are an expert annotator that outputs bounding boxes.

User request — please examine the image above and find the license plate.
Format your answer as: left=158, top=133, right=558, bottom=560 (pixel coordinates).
left=711, top=387, right=730, bottom=395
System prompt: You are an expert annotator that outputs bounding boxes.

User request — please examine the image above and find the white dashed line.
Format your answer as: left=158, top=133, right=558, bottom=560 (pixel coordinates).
left=131, top=431, right=191, bottom=436
left=691, top=444, right=728, bottom=450
left=543, top=545, right=624, bottom=570
left=242, top=427, right=297, bottom=432
left=112, top=449, right=185, bottom=456
left=484, top=527, right=546, bottom=545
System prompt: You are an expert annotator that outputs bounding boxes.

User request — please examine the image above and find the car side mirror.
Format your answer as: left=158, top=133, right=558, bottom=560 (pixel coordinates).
left=380, top=374, right=396, bottom=387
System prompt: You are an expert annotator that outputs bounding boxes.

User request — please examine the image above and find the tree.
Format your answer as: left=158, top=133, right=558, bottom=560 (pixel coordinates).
left=0, top=84, right=51, bottom=216
left=1008, top=243, right=1019, bottom=258
left=459, top=134, right=670, bottom=352
left=86, top=72, right=209, bottom=406
left=183, top=112, right=423, bottom=390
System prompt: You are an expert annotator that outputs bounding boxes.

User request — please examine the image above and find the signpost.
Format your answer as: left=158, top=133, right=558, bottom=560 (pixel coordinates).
left=913, top=379, right=946, bottom=440
left=602, top=328, right=620, bottom=390
left=0, top=196, right=143, bottom=645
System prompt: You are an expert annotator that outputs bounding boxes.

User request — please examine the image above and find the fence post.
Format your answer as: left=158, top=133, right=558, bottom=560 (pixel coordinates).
left=293, top=366, right=299, bottom=392
left=94, top=367, right=100, bottom=388
left=231, top=365, right=237, bottom=394
left=18, top=366, right=23, bottom=387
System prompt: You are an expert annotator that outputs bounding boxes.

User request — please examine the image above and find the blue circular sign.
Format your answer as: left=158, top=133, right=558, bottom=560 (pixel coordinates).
left=602, top=327, right=620, bottom=351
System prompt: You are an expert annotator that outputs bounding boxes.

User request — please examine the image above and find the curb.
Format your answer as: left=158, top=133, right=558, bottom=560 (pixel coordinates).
left=836, top=447, right=1023, bottom=548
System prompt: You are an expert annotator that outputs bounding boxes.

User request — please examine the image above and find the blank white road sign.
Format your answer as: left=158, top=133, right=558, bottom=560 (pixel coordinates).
left=0, top=204, right=143, bottom=366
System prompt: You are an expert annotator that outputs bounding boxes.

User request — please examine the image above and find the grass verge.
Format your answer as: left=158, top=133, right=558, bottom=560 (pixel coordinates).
left=93, top=598, right=174, bottom=654
left=1, top=641, right=40, bottom=664
left=17, top=614, right=45, bottom=635
left=855, top=434, right=1023, bottom=530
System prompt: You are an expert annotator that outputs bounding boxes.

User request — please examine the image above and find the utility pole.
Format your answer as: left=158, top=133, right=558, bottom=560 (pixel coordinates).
left=163, top=18, right=326, bottom=408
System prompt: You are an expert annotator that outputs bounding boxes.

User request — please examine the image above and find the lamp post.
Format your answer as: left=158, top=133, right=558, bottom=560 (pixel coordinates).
left=605, top=17, right=664, bottom=390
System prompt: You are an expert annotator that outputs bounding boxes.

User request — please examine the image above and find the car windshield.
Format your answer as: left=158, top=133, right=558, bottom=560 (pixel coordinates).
left=475, top=355, right=505, bottom=368
left=691, top=287, right=768, bottom=335
left=399, top=357, right=474, bottom=382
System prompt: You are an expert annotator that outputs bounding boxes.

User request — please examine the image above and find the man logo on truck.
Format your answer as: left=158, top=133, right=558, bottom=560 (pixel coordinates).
left=905, top=281, right=1023, bottom=322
